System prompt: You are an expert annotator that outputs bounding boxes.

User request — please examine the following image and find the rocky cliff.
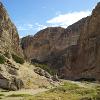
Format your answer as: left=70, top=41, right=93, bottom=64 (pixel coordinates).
left=0, top=2, right=23, bottom=57
left=74, top=2, right=100, bottom=80
left=21, top=2, right=100, bottom=81
left=0, top=2, right=24, bottom=90
left=0, top=2, right=59, bottom=90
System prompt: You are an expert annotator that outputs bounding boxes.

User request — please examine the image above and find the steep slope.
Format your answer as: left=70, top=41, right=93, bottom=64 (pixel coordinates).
left=73, top=2, right=100, bottom=80
left=0, top=2, right=23, bottom=57
left=0, top=2, right=59, bottom=90
left=21, top=17, right=87, bottom=78
left=0, top=2, right=25, bottom=90
left=21, top=2, right=100, bottom=81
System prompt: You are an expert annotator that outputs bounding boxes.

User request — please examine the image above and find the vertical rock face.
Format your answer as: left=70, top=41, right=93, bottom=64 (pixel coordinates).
left=0, top=2, right=24, bottom=90
left=21, top=2, right=100, bottom=81
left=0, top=2, right=23, bottom=57
left=21, top=18, right=87, bottom=79
left=21, top=17, right=87, bottom=62
left=74, top=2, right=100, bottom=80
left=21, top=27, right=65, bottom=61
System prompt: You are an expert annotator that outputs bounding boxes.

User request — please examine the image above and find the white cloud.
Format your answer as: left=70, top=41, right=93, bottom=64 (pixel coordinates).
left=47, top=11, right=91, bottom=28
left=17, top=24, right=34, bottom=31
left=35, top=23, right=47, bottom=31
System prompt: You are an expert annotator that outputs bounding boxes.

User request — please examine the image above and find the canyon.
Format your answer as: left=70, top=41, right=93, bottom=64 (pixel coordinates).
left=21, top=2, right=100, bottom=81
left=0, top=1, right=100, bottom=91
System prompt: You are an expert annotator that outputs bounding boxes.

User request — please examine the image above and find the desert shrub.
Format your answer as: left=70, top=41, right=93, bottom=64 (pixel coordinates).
left=33, top=63, right=56, bottom=75
left=4, top=52, right=10, bottom=59
left=12, top=54, right=24, bottom=64
left=0, top=54, right=6, bottom=64
left=0, top=94, right=4, bottom=96
left=31, top=59, right=57, bottom=75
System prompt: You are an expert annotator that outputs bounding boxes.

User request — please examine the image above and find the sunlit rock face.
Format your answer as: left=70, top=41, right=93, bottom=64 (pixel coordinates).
left=21, top=2, right=100, bottom=81
left=0, top=2, right=24, bottom=90
left=0, top=2, right=23, bottom=57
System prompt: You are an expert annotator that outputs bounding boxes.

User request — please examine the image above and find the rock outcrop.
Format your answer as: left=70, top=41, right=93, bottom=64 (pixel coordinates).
left=0, top=2, right=60, bottom=90
left=73, top=2, right=100, bottom=80
left=21, top=2, right=100, bottom=81
left=0, top=2, right=24, bottom=90
left=0, top=2, right=23, bottom=57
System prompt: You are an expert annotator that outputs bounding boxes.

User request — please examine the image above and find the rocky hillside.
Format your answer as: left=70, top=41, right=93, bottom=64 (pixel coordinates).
left=0, top=2, right=23, bottom=57
left=21, top=2, right=100, bottom=81
left=0, top=2, right=25, bottom=90
left=0, top=2, right=56, bottom=91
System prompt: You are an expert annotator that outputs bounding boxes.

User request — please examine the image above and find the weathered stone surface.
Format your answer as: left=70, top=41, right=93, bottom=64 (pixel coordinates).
left=34, top=67, right=52, bottom=79
left=73, top=2, right=100, bottom=81
left=21, top=2, right=100, bottom=81
left=0, top=2, right=24, bottom=90
left=21, top=18, right=87, bottom=78
left=0, top=56, right=24, bottom=90
left=0, top=2, right=23, bottom=57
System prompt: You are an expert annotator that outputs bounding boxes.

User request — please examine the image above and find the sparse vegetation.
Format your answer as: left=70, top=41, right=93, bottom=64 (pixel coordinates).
left=0, top=94, right=5, bottom=96
left=0, top=54, right=6, bottom=64
left=8, top=94, right=32, bottom=97
left=22, top=81, right=100, bottom=100
left=0, top=81, right=99, bottom=100
left=4, top=52, right=10, bottom=59
left=49, top=82, right=80, bottom=92
left=12, top=54, right=24, bottom=64
left=33, top=63, right=57, bottom=75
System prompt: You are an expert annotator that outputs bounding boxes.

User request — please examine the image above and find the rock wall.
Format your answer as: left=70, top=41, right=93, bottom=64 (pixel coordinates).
left=0, top=2, right=24, bottom=90
left=21, top=2, right=100, bottom=81
left=73, top=2, right=100, bottom=80
left=0, top=2, right=23, bottom=57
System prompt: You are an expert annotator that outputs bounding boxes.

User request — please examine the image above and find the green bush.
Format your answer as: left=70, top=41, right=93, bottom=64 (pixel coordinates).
left=0, top=54, right=6, bottom=64
left=12, top=54, right=24, bottom=64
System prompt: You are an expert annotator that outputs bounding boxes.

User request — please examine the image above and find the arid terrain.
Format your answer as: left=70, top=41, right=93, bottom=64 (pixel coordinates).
left=0, top=1, right=100, bottom=100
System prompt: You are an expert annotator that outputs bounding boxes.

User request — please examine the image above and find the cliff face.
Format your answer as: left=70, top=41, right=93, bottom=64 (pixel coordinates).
left=21, top=2, right=100, bottom=81
left=0, top=2, right=24, bottom=90
left=73, top=2, right=100, bottom=80
left=0, top=3, right=23, bottom=57
left=0, top=2, right=60, bottom=91
left=21, top=18, right=87, bottom=78
left=21, top=17, right=87, bottom=61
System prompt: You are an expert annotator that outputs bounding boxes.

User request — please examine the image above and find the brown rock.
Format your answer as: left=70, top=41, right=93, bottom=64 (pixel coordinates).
left=0, top=2, right=24, bottom=90
left=0, top=2, right=23, bottom=58
left=21, top=2, right=100, bottom=81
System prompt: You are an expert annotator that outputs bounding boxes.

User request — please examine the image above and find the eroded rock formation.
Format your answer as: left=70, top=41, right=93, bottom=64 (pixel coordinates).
left=0, top=2, right=23, bottom=57
left=0, top=2, right=24, bottom=90
left=21, top=2, right=100, bottom=81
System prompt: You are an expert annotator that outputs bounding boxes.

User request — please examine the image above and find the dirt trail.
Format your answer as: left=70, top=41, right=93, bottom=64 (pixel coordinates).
left=0, top=88, right=48, bottom=100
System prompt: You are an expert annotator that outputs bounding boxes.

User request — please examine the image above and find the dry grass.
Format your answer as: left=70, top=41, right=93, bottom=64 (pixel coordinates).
left=22, top=81, right=100, bottom=100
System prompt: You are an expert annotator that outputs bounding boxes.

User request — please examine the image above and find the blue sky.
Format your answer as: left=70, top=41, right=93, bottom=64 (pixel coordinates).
left=1, top=0, right=99, bottom=37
